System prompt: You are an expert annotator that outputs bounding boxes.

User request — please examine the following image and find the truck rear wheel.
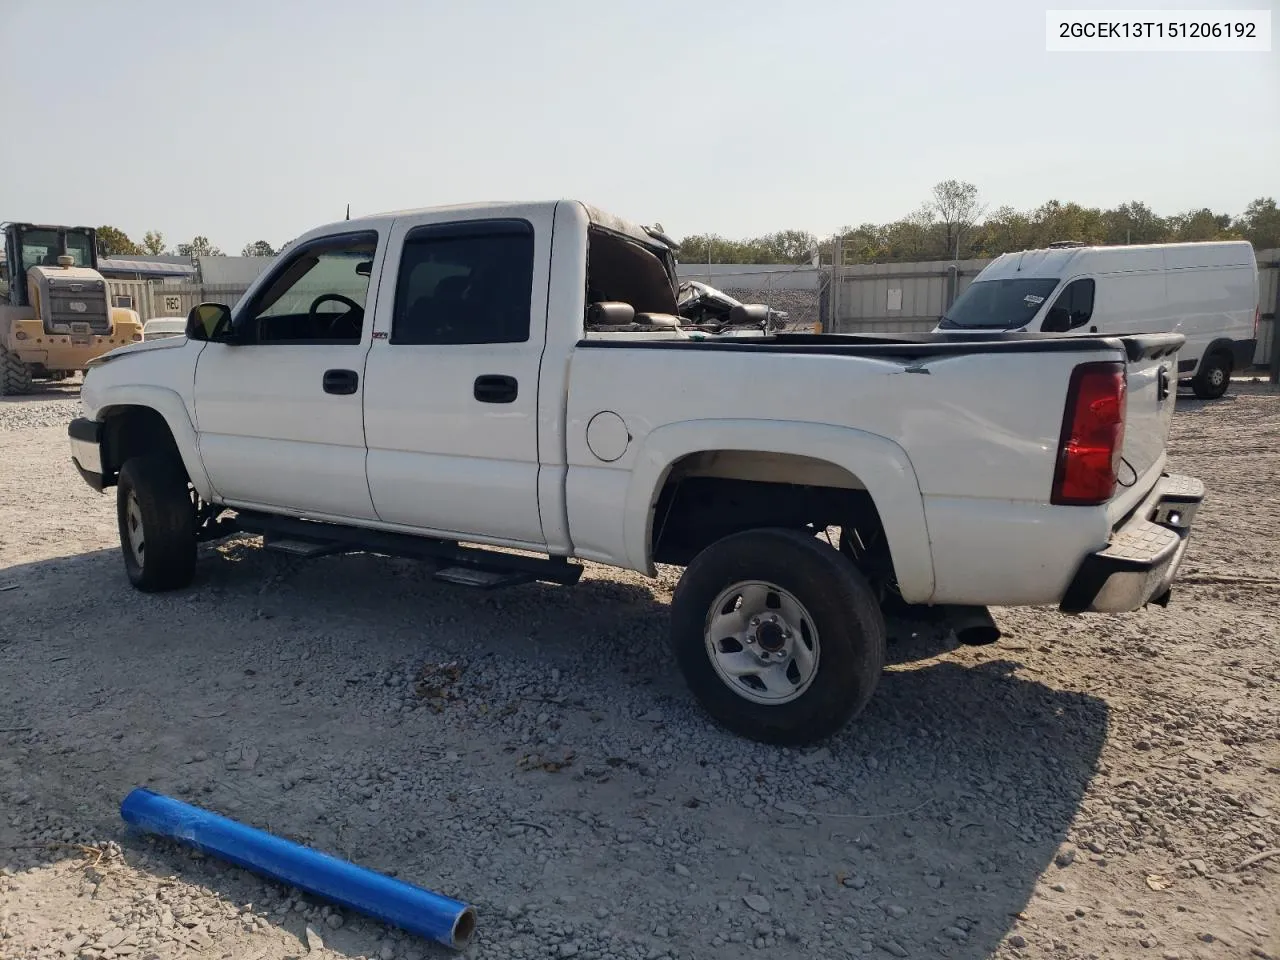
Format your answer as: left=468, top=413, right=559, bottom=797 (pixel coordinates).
left=117, top=455, right=197, bottom=592
left=1191, top=352, right=1231, bottom=399
left=670, top=527, right=886, bottom=745
left=0, top=346, right=34, bottom=396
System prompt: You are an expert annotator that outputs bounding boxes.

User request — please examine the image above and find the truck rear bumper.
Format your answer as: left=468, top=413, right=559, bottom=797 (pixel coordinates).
left=1059, top=473, right=1204, bottom=614
left=69, top=417, right=106, bottom=491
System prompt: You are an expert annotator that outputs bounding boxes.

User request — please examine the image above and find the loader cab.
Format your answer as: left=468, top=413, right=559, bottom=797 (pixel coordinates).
left=2, top=222, right=99, bottom=307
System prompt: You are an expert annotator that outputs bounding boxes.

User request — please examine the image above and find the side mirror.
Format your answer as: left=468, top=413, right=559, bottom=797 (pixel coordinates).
left=1042, top=305, right=1071, bottom=333
left=355, top=260, right=373, bottom=277
left=186, top=302, right=234, bottom=342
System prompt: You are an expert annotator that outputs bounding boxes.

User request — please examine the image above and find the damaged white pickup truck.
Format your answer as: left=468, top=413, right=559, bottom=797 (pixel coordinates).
left=68, top=200, right=1204, bottom=744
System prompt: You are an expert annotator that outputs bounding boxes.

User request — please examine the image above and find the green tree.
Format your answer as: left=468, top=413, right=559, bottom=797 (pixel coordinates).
left=757, top=230, right=820, bottom=264
left=929, top=180, right=985, bottom=259
left=96, top=225, right=141, bottom=256
left=1234, top=198, right=1280, bottom=250
left=1026, top=200, right=1106, bottom=247
left=176, top=236, right=223, bottom=257
left=1101, top=201, right=1168, bottom=245
left=240, top=240, right=277, bottom=257
left=971, top=205, right=1034, bottom=257
left=835, top=223, right=888, bottom=264
left=1166, top=208, right=1235, bottom=242
left=142, top=230, right=168, bottom=255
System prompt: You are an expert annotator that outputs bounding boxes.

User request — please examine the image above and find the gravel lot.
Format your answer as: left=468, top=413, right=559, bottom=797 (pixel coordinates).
left=1, top=379, right=1277, bottom=960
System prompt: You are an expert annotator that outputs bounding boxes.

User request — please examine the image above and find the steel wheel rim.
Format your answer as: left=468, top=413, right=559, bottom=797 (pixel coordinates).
left=704, top=580, right=820, bottom=705
left=125, top=491, right=145, bottom=566
left=1209, top=367, right=1225, bottom=387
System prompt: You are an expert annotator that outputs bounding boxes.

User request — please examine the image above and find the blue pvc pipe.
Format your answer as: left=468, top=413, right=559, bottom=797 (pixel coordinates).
left=119, top=788, right=475, bottom=950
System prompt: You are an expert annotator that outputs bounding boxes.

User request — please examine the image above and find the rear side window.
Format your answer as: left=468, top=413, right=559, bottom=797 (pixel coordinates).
left=392, top=220, right=534, bottom=345
left=1052, top=278, right=1096, bottom=329
left=940, top=278, right=1061, bottom=329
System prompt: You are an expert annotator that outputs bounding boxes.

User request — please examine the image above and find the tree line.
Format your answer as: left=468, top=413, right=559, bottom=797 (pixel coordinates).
left=90, top=184, right=1280, bottom=266
left=677, top=184, right=1280, bottom=265
left=94, top=227, right=287, bottom=260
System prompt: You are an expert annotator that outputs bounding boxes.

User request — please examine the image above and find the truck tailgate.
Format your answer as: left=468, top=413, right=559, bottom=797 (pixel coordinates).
left=1108, top=337, right=1182, bottom=523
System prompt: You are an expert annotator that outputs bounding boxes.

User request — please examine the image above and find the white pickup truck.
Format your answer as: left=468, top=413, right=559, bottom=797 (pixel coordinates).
left=68, top=200, right=1204, bottom=745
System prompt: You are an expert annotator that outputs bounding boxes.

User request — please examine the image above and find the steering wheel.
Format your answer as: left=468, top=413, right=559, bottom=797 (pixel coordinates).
left=308, top=293, right=364, bottom=337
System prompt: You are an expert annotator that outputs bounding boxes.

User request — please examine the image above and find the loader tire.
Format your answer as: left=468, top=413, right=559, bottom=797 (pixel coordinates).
left=0, top=346, right=34, bottom=396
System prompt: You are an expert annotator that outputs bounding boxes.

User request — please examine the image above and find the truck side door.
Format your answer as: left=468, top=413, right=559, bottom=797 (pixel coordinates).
left=362, top=214, right=551, bottom=547
left=192, top=230, right=381, bottom=519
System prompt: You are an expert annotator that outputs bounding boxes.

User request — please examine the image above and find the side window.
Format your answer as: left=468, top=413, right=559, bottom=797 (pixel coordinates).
left=241, top=232, right=377, bottom=345
left=392, top=220, right=533, bottom=345
left=1054, top=278, right=1096, bottom=329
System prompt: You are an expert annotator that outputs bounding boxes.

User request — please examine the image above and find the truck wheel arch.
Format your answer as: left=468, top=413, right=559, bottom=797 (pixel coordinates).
left=94, top=387, right=213, bottom=500
left=623, top=419, right=935, bottom=603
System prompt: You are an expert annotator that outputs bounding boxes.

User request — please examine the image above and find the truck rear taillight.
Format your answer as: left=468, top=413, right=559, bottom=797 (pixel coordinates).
left=1255, top=305, right=1260, bottom=340
left=1052, top=361, right=1127, bottom=506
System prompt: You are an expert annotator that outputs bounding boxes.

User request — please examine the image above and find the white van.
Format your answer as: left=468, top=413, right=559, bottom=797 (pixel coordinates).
left=935, top=241, right=1259, bottom=398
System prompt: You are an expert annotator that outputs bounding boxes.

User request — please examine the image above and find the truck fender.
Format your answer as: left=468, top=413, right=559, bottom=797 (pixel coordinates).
left=623, top=418, right=935, bottom=603
left=93, top=384, right=215, bottom=501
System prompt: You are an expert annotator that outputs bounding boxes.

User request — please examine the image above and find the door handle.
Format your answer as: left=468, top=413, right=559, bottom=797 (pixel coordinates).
left=474, top=374, right=518, bottom=403
left=323, top=369, right=359, bottom=395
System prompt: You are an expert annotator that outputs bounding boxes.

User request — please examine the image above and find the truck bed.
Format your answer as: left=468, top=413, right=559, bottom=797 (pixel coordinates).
left=565, top=330, right=1185, bottom=607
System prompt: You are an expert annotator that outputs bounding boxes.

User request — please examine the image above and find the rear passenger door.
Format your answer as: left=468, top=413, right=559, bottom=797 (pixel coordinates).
left=362, top=214, right=552, bottom=547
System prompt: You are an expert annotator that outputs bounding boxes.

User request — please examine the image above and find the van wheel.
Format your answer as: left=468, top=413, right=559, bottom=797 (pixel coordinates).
left=1192, top=353, right=1231, bottom=399
left=117, top=455, right=197, bottom=592
left=0, top=346, right=34, bottom=396
left=670, top=528, right=886, bottom=745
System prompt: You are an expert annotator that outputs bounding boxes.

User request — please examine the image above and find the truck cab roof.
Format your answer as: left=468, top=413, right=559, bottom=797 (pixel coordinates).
left=303, top=200, right=672, bottom=252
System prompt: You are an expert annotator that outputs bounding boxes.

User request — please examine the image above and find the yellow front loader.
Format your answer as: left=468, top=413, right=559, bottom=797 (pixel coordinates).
left=0, top=222, right=143, bottom=395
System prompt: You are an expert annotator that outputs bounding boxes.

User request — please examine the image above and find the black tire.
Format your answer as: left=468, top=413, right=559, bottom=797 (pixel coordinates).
left=1191, top=352, right=1231, bottom=399
left=117, top=455, right=197, bottom=592
left=670, top=527, right=887, bottom=745
left=0, top=346, right=34, bottom=396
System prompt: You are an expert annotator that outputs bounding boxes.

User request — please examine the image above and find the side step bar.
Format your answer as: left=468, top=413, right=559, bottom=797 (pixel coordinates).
left=236, top=511, right=582, bottom=589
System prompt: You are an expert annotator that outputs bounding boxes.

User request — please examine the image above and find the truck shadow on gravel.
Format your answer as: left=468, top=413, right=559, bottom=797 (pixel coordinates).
left=0, top=383, right=81, bottom=404
left=2, top=542, right=1108, bottom=959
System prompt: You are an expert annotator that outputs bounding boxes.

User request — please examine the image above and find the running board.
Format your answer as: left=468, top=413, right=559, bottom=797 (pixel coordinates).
left=433, top=567, right=535, bottom=589
left=264, top=537, right=342, bottom=559
left=236, top=511, right=582, bottom=587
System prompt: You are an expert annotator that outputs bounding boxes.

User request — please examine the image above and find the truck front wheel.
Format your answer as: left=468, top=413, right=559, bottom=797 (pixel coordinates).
left=670, top=528, right=886, bottom=745
left=116, top=455, right=197, bottom=592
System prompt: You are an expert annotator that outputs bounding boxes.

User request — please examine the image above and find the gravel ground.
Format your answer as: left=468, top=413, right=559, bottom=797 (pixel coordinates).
left=1, top=380, right=1277, bottom=960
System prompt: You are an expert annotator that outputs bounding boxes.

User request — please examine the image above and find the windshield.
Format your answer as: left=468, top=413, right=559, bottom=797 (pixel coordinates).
left=939, top=277, right=1061, bottom=329
left=19, top=228, right=95, bottom=270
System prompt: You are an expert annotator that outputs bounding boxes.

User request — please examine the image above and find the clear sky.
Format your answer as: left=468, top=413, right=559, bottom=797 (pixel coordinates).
left=1, top=0, right=1276, bottom=251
